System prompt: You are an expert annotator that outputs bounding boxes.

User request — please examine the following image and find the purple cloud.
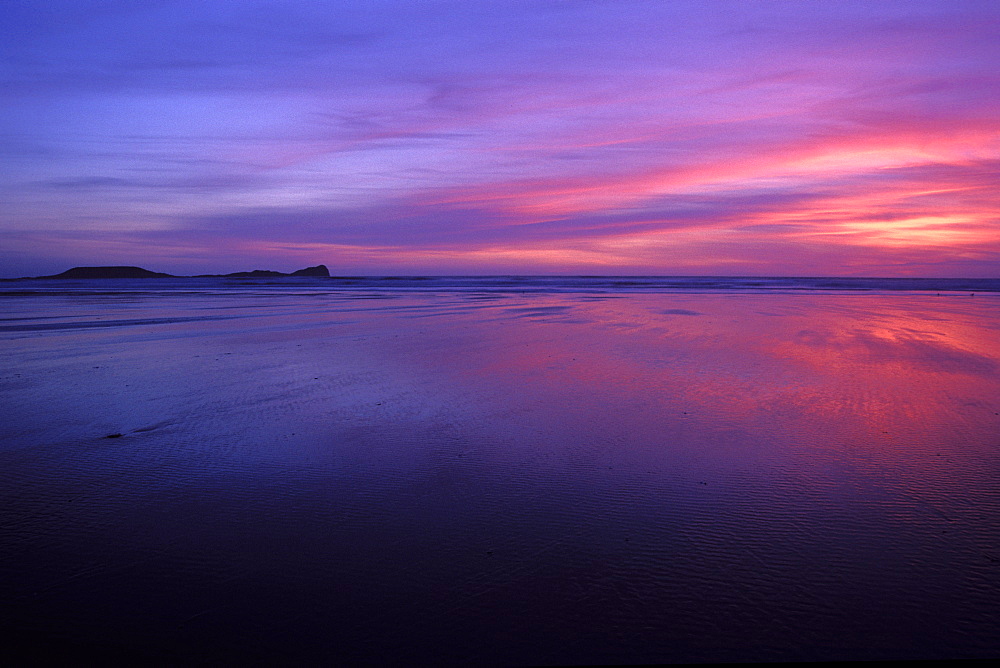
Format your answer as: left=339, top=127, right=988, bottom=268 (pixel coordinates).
left=1, top=0, right=998, bottom=276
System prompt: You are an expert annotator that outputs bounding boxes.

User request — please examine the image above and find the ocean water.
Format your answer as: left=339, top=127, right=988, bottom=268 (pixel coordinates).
left=4, top=273, right=999, bottom=297
left=2, top=277, right=999, bottom=663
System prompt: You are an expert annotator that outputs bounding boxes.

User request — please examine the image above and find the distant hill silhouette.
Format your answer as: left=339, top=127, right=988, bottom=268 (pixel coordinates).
left=24, top=264, right=331, bottom=279
left=216, top=270, right=288, bottom=278
left=198, top=264, right=331, bottom=278
left=291, top=265, right=330, bottom=277
left=40, top=266, right=175, bottom=279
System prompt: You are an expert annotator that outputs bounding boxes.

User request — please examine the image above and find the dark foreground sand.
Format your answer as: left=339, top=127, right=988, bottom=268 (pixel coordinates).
left=1, top=289, right=998, bottom=663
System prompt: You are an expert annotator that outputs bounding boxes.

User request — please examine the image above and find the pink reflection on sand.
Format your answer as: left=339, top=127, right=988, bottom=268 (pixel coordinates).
left=413, top=293, right=1000, bottom=471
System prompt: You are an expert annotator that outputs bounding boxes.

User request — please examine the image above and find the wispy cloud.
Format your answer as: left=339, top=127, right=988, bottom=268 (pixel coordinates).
left=1, top=0, right=997, bottom=276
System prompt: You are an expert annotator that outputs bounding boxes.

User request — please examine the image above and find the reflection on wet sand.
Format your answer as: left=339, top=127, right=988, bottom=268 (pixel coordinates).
left=1, top=291, right=998, bottom=663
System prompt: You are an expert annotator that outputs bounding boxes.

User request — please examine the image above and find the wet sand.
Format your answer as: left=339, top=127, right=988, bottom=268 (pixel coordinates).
left=2, top=289, right=999, bottom=663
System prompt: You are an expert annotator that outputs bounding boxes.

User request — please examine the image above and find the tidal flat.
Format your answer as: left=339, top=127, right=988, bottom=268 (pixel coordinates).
left=2, top=281, right=998, bottom=663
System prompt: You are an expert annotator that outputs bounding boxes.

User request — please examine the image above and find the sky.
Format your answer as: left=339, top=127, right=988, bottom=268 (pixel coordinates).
left=2, top=0, right=998, bottom=277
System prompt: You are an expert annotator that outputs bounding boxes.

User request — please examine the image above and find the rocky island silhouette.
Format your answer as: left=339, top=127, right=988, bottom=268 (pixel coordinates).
left=22, top=265, right=331, bottom=279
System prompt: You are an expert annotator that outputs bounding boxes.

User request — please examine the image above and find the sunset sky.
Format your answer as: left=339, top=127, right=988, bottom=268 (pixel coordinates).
left=2, top=0, right=998, bottom=277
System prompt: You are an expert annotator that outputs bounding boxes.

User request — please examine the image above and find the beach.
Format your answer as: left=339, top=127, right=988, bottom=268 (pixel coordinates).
left=2, top=279, right=998, bottom=663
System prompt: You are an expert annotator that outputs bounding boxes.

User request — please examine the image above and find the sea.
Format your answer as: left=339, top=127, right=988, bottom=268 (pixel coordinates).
left=3, top=273, right=999, bottom=297
left=2, top=275, right=998, bottom=663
